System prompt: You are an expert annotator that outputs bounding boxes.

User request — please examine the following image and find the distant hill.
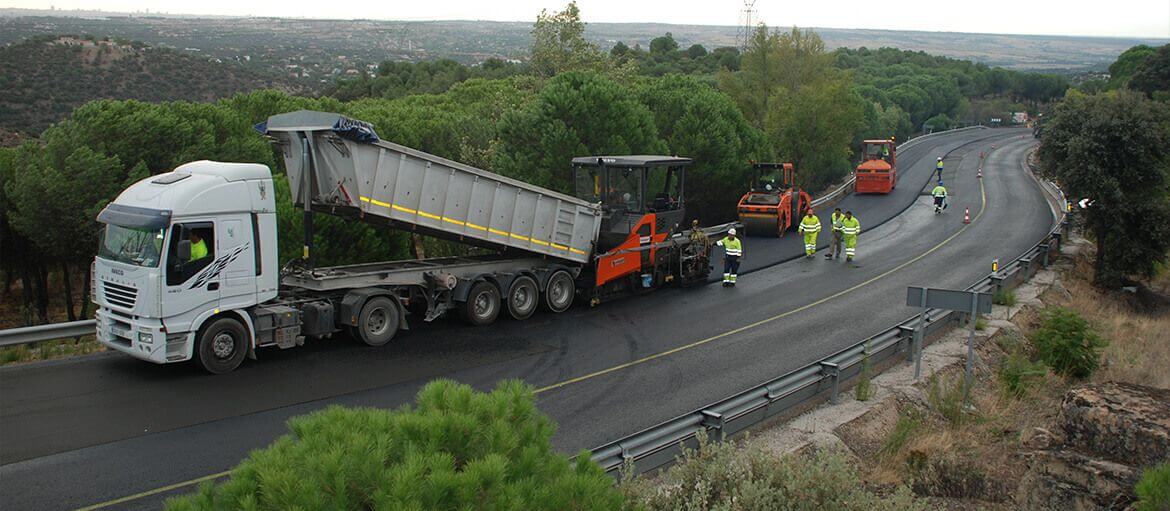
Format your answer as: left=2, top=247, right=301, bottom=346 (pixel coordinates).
left=1, top=10, right=1164, bottom=73
left=0, top=35, right=300, bottom=136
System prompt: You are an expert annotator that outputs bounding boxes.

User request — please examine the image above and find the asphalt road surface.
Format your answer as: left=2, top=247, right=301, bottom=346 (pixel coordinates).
left=0, top=128, right=1050, bottom=510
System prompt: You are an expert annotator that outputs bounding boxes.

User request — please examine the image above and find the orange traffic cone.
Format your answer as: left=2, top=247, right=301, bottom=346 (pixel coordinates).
left=963, top=207, right=971, bottom=224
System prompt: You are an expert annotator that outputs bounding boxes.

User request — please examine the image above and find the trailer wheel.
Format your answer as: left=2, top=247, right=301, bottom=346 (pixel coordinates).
left=462, top=281, right=501, bottom=326
left=196, top=317, right=248, bottom=374
left=506, top=275, right=539, bottom=320
left=544, top=270, right=575, bottom=313
left=357, top=296, right=399, bottom=346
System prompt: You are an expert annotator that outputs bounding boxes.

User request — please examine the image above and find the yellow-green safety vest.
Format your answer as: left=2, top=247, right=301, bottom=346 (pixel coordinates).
left=831, top=212, right=845, bottom=232
left=191, top=239, right=209, bottom=261
left=717, top=236, right=742, bottom=257
left=799, top=215, right=821, bottom=234
left=932, top=185, right=947, bottom=198
left=840, top=217, right=861, bottom=236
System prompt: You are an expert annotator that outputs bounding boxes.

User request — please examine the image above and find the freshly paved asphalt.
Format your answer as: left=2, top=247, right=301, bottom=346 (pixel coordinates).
left=0, top=128, right=1049, bottom=510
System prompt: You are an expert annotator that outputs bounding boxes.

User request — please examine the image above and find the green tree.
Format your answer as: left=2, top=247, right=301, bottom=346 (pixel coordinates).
left=637, top=75, right=766, bottom=223
left=1109, top=44, right=1157, bottom=89
left=1130, top=44, right=1170, bottom=98
left=684, top=44, right=708, bottom=59
left=650, top=32, right=679, bottom=54
left=529, top=1, right=606, bottom=77
left=5, top=143, right=125, bottom=320
left=164, top=380, right=627, bottom=511
left=766, top=77, right=865, bottom=192
left=1038, top=90, right=1170, bottom=287
left=494, top=71, right=665, bottom=193
left=718, top=25, right=781, bottom=128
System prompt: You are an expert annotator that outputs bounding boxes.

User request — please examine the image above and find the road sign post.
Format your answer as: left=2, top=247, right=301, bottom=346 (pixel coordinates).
left=907, top=287, right=993, bottom=407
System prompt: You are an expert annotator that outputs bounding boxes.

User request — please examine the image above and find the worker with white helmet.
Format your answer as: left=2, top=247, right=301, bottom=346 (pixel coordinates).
left=935, top=157, right=944, bottom=181
left=717, top=227, right=743, bottom=287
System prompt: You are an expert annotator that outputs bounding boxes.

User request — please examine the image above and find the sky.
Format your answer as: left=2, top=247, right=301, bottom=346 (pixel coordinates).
left=10, top=0, right=1170, bottom=39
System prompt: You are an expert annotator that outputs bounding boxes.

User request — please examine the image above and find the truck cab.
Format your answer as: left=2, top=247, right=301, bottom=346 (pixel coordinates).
left=93, top=161, right=278, bottom=371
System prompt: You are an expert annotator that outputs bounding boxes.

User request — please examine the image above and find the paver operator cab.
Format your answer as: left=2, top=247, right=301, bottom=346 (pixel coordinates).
left=854, top=139, right=897, bottom=194
left=92, top=111, right=722, bottom=373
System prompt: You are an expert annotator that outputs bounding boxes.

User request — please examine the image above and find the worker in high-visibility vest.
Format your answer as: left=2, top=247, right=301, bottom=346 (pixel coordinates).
left=189, top=231, right=209, bottom=261
left=826, top=207, right=845, bottom=260
left=932, top=180, right=948, bottom=214
left=840, top=211, right=861, bottom=262
left=935, top=157, right=944, bottom=181
left=716, top=227, right=742, bottom=287
left=799, top=209, right=821, bottom=258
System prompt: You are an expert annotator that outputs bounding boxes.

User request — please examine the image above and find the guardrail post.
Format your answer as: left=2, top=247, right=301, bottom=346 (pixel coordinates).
left=701, top=409, right=726, bottom=442
left=1039, top=243, right=1050, bottom=268
left=820, top=362, right=840, bottom=404
left=1019, top=256, right=1033, bottom=279
left=990, top=274, right=1005, bottom=296
left=1052, top=231, right=1063, bottom=251
left=898, top=325, right=915, bottom=362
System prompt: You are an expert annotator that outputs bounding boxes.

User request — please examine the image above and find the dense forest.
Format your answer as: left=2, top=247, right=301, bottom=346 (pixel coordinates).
left=1, top=2, right=1082, bottom=326
left=0, top=35, right=299, bottom=135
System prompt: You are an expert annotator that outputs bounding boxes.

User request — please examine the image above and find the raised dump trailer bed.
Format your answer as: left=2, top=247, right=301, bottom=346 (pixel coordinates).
left=264, top=110, right=602, bottom=264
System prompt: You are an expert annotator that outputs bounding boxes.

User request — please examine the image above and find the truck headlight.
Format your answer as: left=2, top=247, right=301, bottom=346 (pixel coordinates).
left=138, top=332, right=154, bottom=345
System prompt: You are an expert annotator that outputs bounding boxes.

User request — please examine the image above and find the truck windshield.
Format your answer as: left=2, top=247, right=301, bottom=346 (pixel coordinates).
left=98, top=224, right=165, bottom=267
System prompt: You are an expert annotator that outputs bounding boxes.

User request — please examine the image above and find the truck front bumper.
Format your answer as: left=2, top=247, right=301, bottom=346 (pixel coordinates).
left=95, top=308, right=193, bottom=364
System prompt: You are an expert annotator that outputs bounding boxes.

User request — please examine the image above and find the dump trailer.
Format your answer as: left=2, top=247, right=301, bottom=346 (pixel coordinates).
left=736, top=162, right=811, bottom=237
left=854, top=139, right=897, bottom=194
left=91, top=111, right=721, bottom=373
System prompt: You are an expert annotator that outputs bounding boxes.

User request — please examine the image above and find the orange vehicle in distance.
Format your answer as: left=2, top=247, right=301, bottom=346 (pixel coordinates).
left=737, top=162, right=811, bottom=237
left=854, top=139, right=897, bottom=194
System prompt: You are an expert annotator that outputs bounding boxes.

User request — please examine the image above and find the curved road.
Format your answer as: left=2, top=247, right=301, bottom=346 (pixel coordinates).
left=0, top=128, right=1048, bottom=510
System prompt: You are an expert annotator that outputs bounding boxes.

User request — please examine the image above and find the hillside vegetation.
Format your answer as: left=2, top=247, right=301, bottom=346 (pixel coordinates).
left=0, top=35, right=297, bottom=135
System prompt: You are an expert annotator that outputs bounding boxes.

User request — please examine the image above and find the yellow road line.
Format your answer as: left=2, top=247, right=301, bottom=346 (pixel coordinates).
left=77, top=177, right=988, bottom=511
left=74, top=470, right=232, bottom=511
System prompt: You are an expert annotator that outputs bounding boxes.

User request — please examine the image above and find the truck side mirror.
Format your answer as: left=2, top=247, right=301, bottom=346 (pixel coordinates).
left=177, top=240, right=192, bottom=263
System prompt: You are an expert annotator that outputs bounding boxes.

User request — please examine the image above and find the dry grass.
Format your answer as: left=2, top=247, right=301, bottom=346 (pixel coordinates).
left=1042, top=254, right=1170, bottom=389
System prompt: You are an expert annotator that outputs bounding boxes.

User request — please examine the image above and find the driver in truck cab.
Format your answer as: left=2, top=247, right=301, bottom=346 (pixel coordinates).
left=189, top=231, right=209, bottom=261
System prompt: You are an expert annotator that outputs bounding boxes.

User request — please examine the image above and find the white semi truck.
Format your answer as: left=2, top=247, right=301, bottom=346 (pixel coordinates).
left=92, top=111, right=722, bottom=373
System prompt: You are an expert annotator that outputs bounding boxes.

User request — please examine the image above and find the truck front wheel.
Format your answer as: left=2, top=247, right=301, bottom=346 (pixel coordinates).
left=358, top=296, right=400, bottom=346
left=197, top=317, right=248, bottom=374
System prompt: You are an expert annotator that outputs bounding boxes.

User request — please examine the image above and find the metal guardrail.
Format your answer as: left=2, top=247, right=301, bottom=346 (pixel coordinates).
left=0, top=127, right=991, bottom=350
left=588, top=141, right=1067, bottom=475
left=0, top=320, right=97, bottom=348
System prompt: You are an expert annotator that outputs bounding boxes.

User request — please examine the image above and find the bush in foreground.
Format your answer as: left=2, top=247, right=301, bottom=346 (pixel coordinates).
left=1030, top=307, right=1108, bottom=379
left=622, top=431, right=924, bottom=511
left=165, top=379, right=625, bottom=511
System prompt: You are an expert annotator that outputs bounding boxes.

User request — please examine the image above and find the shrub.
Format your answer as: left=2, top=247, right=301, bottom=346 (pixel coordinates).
left=1030, top=307, right=1108, bottom=378
left=1136, top=463, right=1170, bottom=511
left=622, top=431, right=925, bottom=511
left=165, top=379, right=625, bottom=511
left=994, top=289, right=1017, bottom=306
left=927, top=374, right=968, bottom=426
left=882, top=409, right=924, bottom=456
left=998, top=350, right=1048, bottom=397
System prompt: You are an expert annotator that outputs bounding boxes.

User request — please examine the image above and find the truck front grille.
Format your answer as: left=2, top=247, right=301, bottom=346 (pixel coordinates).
left=103, top=281, right=138, bottom=309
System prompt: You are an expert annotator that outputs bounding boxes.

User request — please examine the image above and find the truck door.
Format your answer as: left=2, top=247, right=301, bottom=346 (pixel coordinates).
left=216, top=215, right=257, bottom=310
left=163, top=221, right=221, bottom=325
